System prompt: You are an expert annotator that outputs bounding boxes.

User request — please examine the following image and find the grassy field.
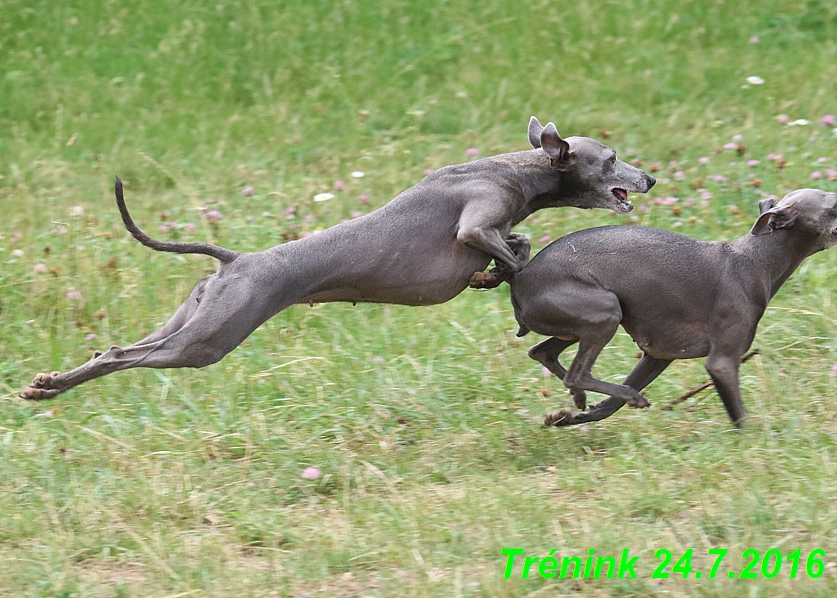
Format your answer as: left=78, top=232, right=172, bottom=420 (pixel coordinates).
left=3, top=0, right=837, bottom=596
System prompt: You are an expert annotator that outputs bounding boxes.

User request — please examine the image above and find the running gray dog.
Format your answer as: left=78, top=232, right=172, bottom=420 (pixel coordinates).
left=20, top=116, right=655, bottom=400
left=510, top=188, right=837, bottom=427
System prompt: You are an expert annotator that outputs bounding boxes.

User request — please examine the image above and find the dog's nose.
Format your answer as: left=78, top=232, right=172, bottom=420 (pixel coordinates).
left=645, top=174, right=656, bottom=189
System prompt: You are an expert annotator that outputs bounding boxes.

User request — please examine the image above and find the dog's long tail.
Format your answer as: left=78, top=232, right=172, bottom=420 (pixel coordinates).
left=114, top=177, right=240, bottom=264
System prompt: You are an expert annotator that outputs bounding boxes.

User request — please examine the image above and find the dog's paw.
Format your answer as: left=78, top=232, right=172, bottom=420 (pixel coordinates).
left=469, top=271, right=501, bottom=289
left=544, top=410, right=574, bottom=427
left=505, top=233, right=531, bottom=262
left=570, top=388, right=587, bottom=410
left=626, top=394, right=650, bottom=409
left=19, top=372, right=63, bottom=400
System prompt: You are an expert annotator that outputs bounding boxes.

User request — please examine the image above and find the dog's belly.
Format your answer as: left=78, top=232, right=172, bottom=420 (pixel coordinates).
left=305, top=282, right=467, bottom=306
left=302, top=252, right=493, bottom=307
left=623, top=320, right=710, bottom=360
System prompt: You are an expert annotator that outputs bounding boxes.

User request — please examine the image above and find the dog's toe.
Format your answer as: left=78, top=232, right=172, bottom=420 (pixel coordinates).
left=626, top=394, right=650, bottom=409
left=544, top=410, right=573, bottom=426
left=19, top=385, right=61, bottom=401
left=468, top=271, right=499, bottom=289
left=30, top=371, right=61, bottom=389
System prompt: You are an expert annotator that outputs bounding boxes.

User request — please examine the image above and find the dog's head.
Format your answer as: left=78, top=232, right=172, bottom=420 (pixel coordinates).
left=528, top=116, right=655, bottom=213
left=751, top=188, right=837, bottom=252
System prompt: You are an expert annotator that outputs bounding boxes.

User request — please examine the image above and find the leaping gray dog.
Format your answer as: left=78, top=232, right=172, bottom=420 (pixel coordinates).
left=510, top=188, right=837, bottom=428
left=20, top=116, right=654, bottom=400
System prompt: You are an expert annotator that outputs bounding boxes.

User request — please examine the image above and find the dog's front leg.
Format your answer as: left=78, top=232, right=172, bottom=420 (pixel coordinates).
left=464, top=227, right=531, bottom=288
left=458, top=225, right=520, bottom=269
left=457, top=199, right=525, bottom=288
left=704, top=353, right=747, bottom=427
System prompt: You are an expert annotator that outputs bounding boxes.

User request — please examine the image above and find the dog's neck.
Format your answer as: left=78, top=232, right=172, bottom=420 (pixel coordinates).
left=733, top=230, right=820, bottom=301
left=488, top=149, right=565, bottom=224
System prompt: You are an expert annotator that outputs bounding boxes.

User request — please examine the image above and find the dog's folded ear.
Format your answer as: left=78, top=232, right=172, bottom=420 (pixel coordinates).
left=528, top=116, right=544, bottom=148
left=540, top=122, right=570, bottom=166
left=751, top=204, right=798, bottom=235
left=757, top=198, right=776, bottom=214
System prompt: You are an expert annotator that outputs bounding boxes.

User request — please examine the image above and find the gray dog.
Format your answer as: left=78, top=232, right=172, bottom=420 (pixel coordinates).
left=510, top=189, right=837, bottom=427
left=20, top=117, right=654, bottom=400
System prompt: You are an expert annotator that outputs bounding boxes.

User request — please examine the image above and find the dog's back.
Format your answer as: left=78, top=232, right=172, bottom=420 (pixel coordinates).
left=511, top=225, right=726, bottom=306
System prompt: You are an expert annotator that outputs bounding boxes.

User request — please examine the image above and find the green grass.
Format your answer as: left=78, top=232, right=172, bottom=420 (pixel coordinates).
left=3, top=0, right=837, bottom=595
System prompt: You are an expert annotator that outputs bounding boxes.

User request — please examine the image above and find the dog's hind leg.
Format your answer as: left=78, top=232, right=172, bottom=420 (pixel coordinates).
left=20, top=269, right=292, bottom=400
left=528, top=336, right=577, bottom=378
left=561, top=322, right=653, bottom=406
left=527, top=336, right=588, bottom=409
left=128, top=275, right=212, bottom=347
left=545, top=354, right=672, bottom=426
left=22, top=335, right=216, bottom=401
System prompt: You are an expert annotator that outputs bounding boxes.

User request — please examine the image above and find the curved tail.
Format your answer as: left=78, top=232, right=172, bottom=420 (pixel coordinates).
left=114, top=177, right=239, bottom=263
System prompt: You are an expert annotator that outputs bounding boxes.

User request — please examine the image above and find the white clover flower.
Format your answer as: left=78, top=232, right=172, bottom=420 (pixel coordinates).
left=350, top=171, right=365, bottom=178
left=313, top=192, right=335, bottom=202
left=746, top=76, right=764, bottom=85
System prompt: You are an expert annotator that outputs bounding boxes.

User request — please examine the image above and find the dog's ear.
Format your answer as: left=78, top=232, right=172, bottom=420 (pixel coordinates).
left=528, top=116, right=544, bottom=148
left=750, top=205, right=798, bottom=235
left=757, top=198, right=776, bottom=214
left=540, top=122, right=570, bottom=165
left=750, top=211, right=774, bottom=235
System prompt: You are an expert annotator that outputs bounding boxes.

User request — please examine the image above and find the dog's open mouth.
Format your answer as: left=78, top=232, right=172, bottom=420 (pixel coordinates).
left=611, top=188, right=633, bottom=212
